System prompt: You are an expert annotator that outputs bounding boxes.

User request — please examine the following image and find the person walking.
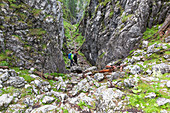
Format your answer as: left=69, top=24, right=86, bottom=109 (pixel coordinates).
left=68, top=51, right=74, bottom=67
left=73, top=51, right=78, bottom=66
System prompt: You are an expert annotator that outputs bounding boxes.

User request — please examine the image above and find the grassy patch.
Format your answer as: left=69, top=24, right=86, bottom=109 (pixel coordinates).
left=0, top=86, right=15, bottom=96
left=77, top=100, right=92, bottom=109
left=128, top=82, right=170, bottom=112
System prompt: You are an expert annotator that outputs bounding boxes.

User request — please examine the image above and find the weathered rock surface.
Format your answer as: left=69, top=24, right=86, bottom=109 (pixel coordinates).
left=0, top=0, right=66, bottom=73
left=80, top=0, right=169, bottom=68
left=0, top=94, right=13, bottom=110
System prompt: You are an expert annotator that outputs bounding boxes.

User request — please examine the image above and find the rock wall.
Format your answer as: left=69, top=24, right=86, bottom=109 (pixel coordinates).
left=0, top=0, right=66, bottom=73
left=80, top=0, right=170, bottom=69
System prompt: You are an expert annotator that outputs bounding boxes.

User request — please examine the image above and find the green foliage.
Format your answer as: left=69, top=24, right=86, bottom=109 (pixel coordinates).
left=0, top=61, right=9, bottom=66
left=12, top=67, right=35, bottom=83
left=77, top=100, right=92, bottom=109
left=0, top=87, right=15, bottom=96
left=143, top=24, right=162, bottom=40
left=19, top=74, right=35, bottom=83
left=61, top=107, right=68, bottom=113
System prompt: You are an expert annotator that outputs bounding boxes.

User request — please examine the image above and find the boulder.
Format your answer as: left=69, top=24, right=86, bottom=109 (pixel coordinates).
left=70, top=66, right=82, bottom=73
left=31, top=105, right=57, bottom=113
left=94, top=73, right=104, bottom=81
left=42, top=96, right=55, bottom=104
left=152, top=63, right=170, bottom=74
left=166, top=81, right=170, bottom=88
left=156, top=98, right=170, bottom=106
left=0, top=94, right=13, bottom=110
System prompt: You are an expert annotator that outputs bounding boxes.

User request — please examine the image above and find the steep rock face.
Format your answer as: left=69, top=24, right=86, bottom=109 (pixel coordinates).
left=80, top=0, right=170, bottom=68
left=0, top=0, right=66, bottom=73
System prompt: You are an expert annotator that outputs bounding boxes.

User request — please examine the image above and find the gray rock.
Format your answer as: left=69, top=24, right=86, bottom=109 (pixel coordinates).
left=145, top=92, right=156, bottom=98
left=165, top=36, right=170, bottom=43
left=70, top=66, right=82, bottom=73
left=94, top=73, right=104, bottom=81
left=24, top=98, right=34, bottom=107
left=164, top=55, right=170, bottom=59
left=1, top=0, right=66, bottom=73
left=166, top=81, right=170, bottom=88
left=160, top=109, right=168, bottom=113
left=124, top=78, right=136, bottom=87
left=130, top=65, right=141, bottom=75
left=0, top=72, right=9, bottom=82
left=30, top=74, right=39, bottom=79
left=156, top=98, right=170, bottom=106
left=5, top=76, right=25, bottom=88
left=142, top=41, right=149, bottom=48
left=146, top=69, right=152, bottom=75
left=42, top=96, right=55, bottom=104
left=31, top=105, right=57, bottom=113
left=80, top=0, right=169, bottom=69
left=85, top=66, right=97, bottom=72
left=0, top=94, right=13, bottom=110
left=34, top=80, right=42, bottom=88
left=111, top=72, right=120, bottom=80
left=152, top=63, right=170, bottom=74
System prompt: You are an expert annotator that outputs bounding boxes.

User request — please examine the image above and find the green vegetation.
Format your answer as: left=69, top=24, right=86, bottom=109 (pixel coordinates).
left=0, top=61, right=9, bottom=66
left=12, top=67, right=35, bottom=83
left=122, top=14, right=134, bottom=23
left=31, top=9, right=42, bottom=17
left=0, top=86, right=15, bottom=96
left=128, top=82, right=170, bottom=112
left=77, top=100, right=92, bottom=109
left=29, top=28, right=47, bottom=36
left=143, top=24, right=162, bottom=40
left=0, top=50, right=12, bottom=63
left=99, top=52, right=105, bottom=59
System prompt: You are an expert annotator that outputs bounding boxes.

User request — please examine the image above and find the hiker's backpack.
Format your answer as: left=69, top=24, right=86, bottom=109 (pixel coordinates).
left=68, top=53, right=72, bottom=59
left=71, top=54, right=74, bottom=60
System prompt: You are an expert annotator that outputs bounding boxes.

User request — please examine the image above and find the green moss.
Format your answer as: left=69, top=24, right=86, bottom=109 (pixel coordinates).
left=109, top=11, right=114, bottom=18
left=122, top=14, right=134, bottom=23
left=29, top=28, right=47, bottom=36
left=0, top=86, right=16, bottom=96
left=10, top=3, right=22, bottom=9
left=0, top=50, right=12, bottom=61
left=143, top=24, right=161, bottom=40
left=32, top=9, right=42, bottom=17
left=99, top=52, right=106, bottom=58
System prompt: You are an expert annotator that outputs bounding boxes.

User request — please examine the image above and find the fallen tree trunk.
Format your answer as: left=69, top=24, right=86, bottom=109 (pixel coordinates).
left=0, top=66, right=9, bottom=69
left=33, top=71, right=59, bottom=81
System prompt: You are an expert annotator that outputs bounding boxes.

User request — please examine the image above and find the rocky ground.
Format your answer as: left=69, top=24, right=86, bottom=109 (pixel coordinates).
left=0, top=31, right=169, bottom=113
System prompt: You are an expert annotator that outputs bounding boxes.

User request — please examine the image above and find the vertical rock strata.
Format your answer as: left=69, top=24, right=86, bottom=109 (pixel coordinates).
left=0, top=0, right=66, bottom=73
left=80, top=0, right=170, bottom=68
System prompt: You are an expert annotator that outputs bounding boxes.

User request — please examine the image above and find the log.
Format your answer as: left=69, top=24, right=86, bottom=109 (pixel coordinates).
left=33, top=71, right=46, bottom=79
left=99, top=69, right=113, bottom=73
left=0, top=66, right=9, bottom=69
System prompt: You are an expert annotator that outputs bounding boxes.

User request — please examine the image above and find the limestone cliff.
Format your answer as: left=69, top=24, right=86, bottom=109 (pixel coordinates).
left=0, top=0, right=66, bottom=73
left=80, top=0, right=170, bottom=69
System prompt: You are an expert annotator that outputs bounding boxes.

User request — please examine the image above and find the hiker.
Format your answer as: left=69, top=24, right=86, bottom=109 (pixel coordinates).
left=73, top=51, right=78, bottom=65
left=68, top=51, right=74, bottom=67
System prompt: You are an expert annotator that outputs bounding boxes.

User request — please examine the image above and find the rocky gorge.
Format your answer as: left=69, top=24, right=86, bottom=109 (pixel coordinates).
left=0, top=0, right=170, bottom=113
